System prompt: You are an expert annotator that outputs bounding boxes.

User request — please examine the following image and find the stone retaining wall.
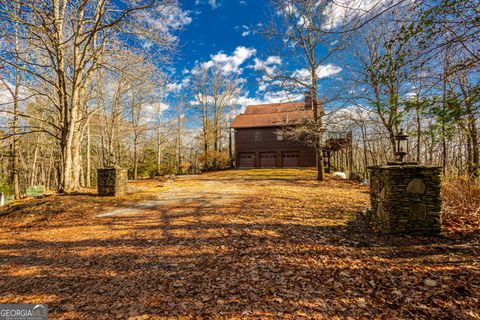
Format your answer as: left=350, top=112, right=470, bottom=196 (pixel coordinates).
left=368, top=165, right=442, bottom=235
left=97, top=168, right=128, bottom=196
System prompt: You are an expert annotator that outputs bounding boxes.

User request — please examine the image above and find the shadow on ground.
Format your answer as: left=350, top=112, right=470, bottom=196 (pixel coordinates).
left=0, top=170, right=478, bottom=319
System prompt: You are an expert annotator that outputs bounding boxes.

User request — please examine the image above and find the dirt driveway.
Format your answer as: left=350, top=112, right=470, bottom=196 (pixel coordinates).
left=97, top=174, right=250, bottom=218
left=0, top=169, right=478, bottom=319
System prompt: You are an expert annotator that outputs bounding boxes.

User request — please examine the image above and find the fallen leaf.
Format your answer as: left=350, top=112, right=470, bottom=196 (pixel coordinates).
left=424, top=279, right=437, bottom=287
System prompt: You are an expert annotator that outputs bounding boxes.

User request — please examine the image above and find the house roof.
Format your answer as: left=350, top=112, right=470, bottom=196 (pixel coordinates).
left=230, top=101, right=313, bottom=129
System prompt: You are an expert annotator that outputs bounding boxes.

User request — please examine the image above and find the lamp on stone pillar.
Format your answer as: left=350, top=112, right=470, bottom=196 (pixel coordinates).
left=394, top=128, right=409, bottom=163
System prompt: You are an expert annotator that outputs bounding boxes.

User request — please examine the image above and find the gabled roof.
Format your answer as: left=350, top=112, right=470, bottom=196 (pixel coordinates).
left=230, top=101, right=313, bottom=129
left=244, top=102, right=305, bottom=114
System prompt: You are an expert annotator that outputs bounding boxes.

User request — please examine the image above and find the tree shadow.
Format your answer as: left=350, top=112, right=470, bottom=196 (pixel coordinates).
left=0, top=222, right=477, bottom=319
left=0, top=178, right=477, bottom=318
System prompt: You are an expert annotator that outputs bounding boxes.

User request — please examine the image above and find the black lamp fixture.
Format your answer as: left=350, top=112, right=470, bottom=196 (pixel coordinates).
left=394, top=128, right=409, bottom=163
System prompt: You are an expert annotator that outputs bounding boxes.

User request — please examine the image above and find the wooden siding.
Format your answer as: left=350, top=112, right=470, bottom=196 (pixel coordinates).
left=234, top=127, right=316, bottom=168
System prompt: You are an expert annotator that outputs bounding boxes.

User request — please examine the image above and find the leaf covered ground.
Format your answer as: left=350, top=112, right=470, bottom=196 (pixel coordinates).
left=0, top=169, right=478, bottom=319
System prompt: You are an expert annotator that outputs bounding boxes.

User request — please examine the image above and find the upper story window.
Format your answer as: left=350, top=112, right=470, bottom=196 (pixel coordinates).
left=276, top=130, right=284, bottom=141
left=255, top=130, right=262, bottom=142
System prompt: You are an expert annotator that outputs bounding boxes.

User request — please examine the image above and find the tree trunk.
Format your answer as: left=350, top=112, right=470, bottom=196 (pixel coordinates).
left=133, top=137, right=138, bottom=180
left=176, top=115, right=182, bottom=173
left=11, top=99, right=20, bottom=199
left=441, top=122, right=447, bottom=173
left=462, top=85, right=479, bottom=178
left=60, top=118, right=78, bottom=193
left=157, top=127, right=162, bottom=175
left=201, top=103, right=208, bottom=154
left=361, top=124, right=368, bottom=178
left=416, top=105, right=421, bottom=163
left=311, top=76, right=324, bottom=181
left=30, top=137, right=39, bottom=186
left=71, top=126, right=82, bottom=190
left=86, top=123, right=91, bottom=187
left=229, top=127, right=232, bottom=160
left=11, top=11, right=21, bottom=200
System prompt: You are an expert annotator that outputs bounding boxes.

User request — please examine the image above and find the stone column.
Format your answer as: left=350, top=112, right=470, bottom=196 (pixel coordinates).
left=368, top=165, right=442, bottom=235
left=97, top=168, right=128, bottom=196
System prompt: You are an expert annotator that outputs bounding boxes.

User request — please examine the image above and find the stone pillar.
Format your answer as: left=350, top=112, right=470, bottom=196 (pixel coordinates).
left=368, top=165, right=442, bottom=235
left=97, top=168, right=128, bottom=196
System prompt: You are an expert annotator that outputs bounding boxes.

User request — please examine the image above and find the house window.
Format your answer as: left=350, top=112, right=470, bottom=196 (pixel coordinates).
left=276, top=130, right=284, bottom=141
left=255, top=130, right=262, bottom=142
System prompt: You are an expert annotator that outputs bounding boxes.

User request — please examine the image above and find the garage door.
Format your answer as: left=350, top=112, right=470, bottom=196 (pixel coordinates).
left=260, top=152, right=277, bottom=168
left=282, top=151, right=299, bottom=167
left=238, top=153, right=255, bottom=168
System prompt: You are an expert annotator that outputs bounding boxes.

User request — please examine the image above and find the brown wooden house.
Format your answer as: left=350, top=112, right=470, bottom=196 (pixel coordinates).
left=230, top=96, right=317, bottom=168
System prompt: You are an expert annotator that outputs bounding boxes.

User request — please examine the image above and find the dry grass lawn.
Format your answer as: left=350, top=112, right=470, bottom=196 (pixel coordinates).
left=0, top=169, right=478, bottom=319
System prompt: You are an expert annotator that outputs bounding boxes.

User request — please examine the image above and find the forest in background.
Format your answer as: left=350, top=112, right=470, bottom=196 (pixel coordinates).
left=0, top=0, right=478, bottom=198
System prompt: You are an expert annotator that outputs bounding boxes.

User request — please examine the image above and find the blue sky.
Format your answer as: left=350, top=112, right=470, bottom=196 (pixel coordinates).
left=175, top=0, right=268, bottom=76
left=141, top=0, right=369, bottom=126
left=178, top=0, right=267, bottom=63
left=166, top=0, right=280, bottom=108
left=162, top=0, right=344, bottom=110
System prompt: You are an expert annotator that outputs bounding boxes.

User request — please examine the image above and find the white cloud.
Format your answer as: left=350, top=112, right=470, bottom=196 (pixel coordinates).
left=323, top=0, right=390, bottom=30
left=192, top=46, right=257, bottom=75
left=253, top=63, right=341, bottom=100
left=261, top=90, right=303, bottom=104
left=136, top=3, right=191, bottom=35
left=252, top=57, right=282, bottom=92
left=324, top=105, right=373, bottom=131
left=317, top=64, right=343, bottom=78
left=232, top=90, right=303, bottom=108
left=166, top=82, right=183, bottom=93
left=233, top=95, right=262, bottom=106
left=208, top=0, right=219, bottom=9
left=195, top=0, right=222, bottom=9
left=252, top=56, right=282, bottom=71
left=251, top=63, right=341, bottom=104
left=293, top=64, right=342, bottom=83
left=239, top=25, right=255, bottom=37
left=0, top=81, right=29, bottom=107
left=225, top=91, right=303, bottom=120
left=284, top=3, right=297, bottom=15
left=143, top=102, right=170, bottom=123
left=251, top=57, right=284, bottom=95
left=0, top=84, right=13, bottom=106
left=190, top=93, right=216, bottom=106
left=330, top=40, right=339, bottom=46
left=192, top=89, right=303, bottom=115
left=166, top=77, right=190, bottom=96
left=0, top=82, right=13, bottom=107
left=144, top=102, right=170, bottom=113
left=275, top=0, right=394, bottom=31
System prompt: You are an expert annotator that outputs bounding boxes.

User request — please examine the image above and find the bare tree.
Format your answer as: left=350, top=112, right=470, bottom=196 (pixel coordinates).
left=126, top=60, right=158, bottom=180
left=348, top=8, right=416, bottom=153
left=192, top=64, right=241, bottom=169
left=0, top=1, right=30, bottom=198
left=0, top=0, right=182, bottom=192
left=263, top=0, right=352, bottom=180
